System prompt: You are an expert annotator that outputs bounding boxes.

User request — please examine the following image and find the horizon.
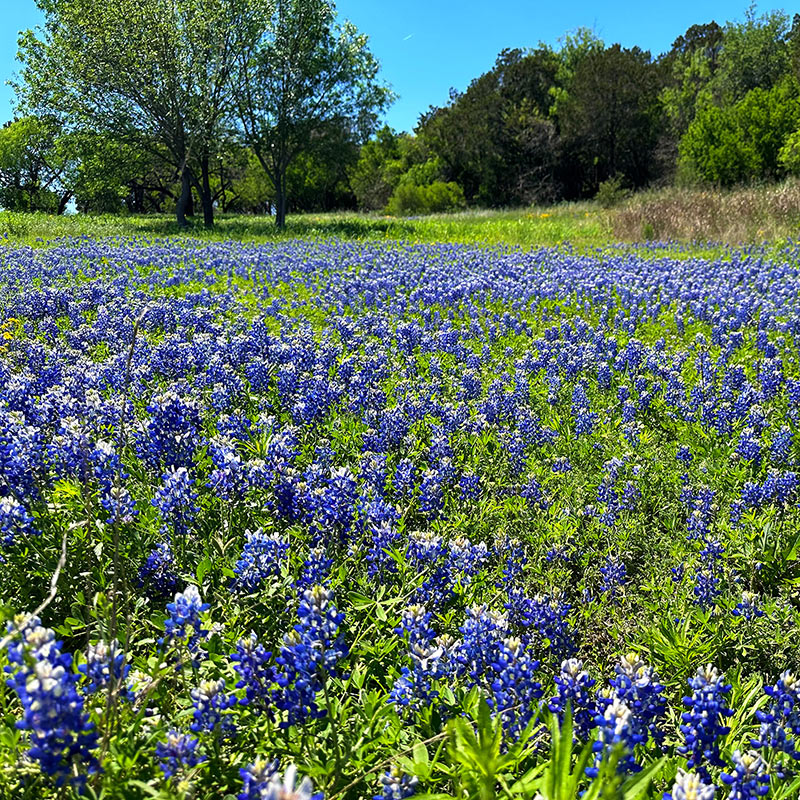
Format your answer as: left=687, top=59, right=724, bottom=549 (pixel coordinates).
left=0, top=0, right=776, bottom=133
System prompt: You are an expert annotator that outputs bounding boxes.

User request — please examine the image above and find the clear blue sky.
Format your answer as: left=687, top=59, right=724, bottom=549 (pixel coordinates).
left=0, top=0, right=768, bottom=133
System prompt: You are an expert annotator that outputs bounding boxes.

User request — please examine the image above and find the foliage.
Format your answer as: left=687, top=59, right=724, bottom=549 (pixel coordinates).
left=232, top=0, right=391, bottom=228
left=0, top=116, right=70, bottom=213
left=16, top=0, right=253, bottom=227
left=679, top=78, right=800, bottom=185
left=385, top=181, right=466, bottom=216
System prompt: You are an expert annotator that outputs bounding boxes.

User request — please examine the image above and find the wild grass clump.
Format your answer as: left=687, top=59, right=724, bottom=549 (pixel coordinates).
left=610, top=180, right=800, bottom=243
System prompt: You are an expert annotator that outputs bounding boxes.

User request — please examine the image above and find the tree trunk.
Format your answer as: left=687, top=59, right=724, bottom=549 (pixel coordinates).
left=131, top=183, right=145, bottom=214
left=275, top=170, right=287, bottom=229
left=200, top=154, right=214, bottom=228
left=176, top=167, right=192, bottom=228
left=57, top=191, right=73, bottom=216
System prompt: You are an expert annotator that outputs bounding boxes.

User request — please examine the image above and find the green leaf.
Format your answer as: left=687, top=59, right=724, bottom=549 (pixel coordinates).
left=621, top=757, right=665, bottom=800
left=196, top=557, right=213, bottom=585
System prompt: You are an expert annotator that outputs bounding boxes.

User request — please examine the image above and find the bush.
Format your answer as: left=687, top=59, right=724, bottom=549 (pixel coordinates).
left=679, top=79, right=800, bottom=186
left=385, top=180, right=466, bottom=216
left=595, top=175, right=630, bottom=208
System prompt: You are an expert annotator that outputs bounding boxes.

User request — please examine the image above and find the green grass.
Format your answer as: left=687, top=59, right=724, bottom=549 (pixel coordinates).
left=0, top=204, right=613, bottom=249
left=4, top=182, right=800, bottom=253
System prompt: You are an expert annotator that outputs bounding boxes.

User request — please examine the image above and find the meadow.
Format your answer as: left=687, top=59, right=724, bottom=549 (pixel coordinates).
left=2, top=224, right=800, bottom=798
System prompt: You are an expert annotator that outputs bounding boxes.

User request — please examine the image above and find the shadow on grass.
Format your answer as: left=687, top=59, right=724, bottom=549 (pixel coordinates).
left=124, top=213, right=419, bottom=241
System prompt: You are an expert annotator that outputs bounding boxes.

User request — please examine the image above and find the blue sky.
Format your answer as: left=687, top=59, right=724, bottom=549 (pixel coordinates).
left=1, top=0, right=763, bottom=132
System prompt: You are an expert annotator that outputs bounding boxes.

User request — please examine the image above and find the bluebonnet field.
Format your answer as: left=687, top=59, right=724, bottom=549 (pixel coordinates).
left=2, top=235, right=800, bottom=799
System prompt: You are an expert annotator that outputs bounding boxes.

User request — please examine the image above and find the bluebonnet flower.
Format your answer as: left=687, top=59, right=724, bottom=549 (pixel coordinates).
left=239, top=757, right=279, bottom=800
left=160, top=585, right=210, bottom=662
left=406, top=531, right=453, bottom=609
left=663, top=769, right=716, bottom=800
left=693, top=539, right=724, bottom=611
left=233, top=530, right=290, bottom=593
left=307, top=466, right=358, bottom=538
left=393, top=459, right=416, bottom=495
left=761, top=470, right=799, bottom=505
left=679, top=665, right=734, bottom=779
left=521, top=478, right=550, bottom=511
left=155, top=730, right=205, bottom=778
left=366, top=521, right=400, bottom=578
left=207, top=437, right=249, bottom=501
left=190, top=678, right=237, bottom=736
left=546, top=544, right=572, bottom=565
left=771, top=427, right=793, bottom=465
left=459, top=473, right=481, bottom=501
left=448, top=537, right=489, bottom=585
left=571, top=384, right=597, bottom=437
left=599, top=557, right=628, bottom=601
left=676, top=446, right=693, bottom=465
left=389, top=605, right=449, bottom=714
left=78, top=640, right=130, bottom=698
left=487, top=635, right=543, bottom=738
left=608, top=653, right=667, bottom=749
left=735, top=429, right=761, bottom=465
left=274, top=586, right=348, bottom=728
left=296, top=545, right=333, bottom=588
left=419, top=469, right=444, bottom=518
left=732, top=592, right=765, bottom=622
left=152, top=466, right=199, bottom=536
left=243, top=764, right=322, bottom=800
left=136, top=390, right=203, bottom=471
left=101, top=484, right=138, bottom=525
left=454, top=605, right=508, bottom=684
left=694, top=570, right=722, bottom=610
left=552, top=456, right=572, bottom=473
left=720, top=750, right=769, bottom=799
left=375, top=765, right=418, bottom=800
left=506, top=591, right=576, bottom=660
left=3, top=614, right=99, bottom=787
left=232, top=632, right=274, bottom=711
left=0, top=496, right=37, bottom=549
left=588, top=696, right=642, bottom=777
left=549, top=659, right=597, bottom=740
left=686, top=488, right=716, bottom=541
left=138, top=540, right=180, bottom=599
left=752, top=670, right=800, bottom=776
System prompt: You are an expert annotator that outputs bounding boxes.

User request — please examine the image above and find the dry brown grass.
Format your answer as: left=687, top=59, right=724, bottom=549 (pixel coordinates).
left=609, top=180, right=800, bottom=243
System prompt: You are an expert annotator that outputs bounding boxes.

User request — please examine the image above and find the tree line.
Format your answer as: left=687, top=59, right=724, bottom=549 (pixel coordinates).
left=3, top=3, right=800, bottom=224
left=2, top=0, right=390, bottom=227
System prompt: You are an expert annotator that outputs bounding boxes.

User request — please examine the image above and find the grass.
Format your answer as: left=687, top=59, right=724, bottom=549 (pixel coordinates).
left=610, top=178, right=800, bottom=243
left=0, top=203, right=611, bottom=249
left=2, top=178, right=800, bottom=250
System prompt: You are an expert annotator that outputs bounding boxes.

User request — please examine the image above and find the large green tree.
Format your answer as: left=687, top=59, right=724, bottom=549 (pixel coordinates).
left=680, top=78, right=800, bottom=185
left=232, top=0, right=391, bottom=228
left=16, top=0, right=251, bottom=227
left=420, top=46, right=561, bottom=206
left=558, top=45, right=664, bottom=195
left=0, top=116, right=72, bottom=213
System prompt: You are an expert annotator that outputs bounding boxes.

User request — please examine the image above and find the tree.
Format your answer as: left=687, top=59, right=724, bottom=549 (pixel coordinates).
left=661, top=22, right=724, bottom=138
left=0, top=116, right=72, bottom=213
left=349, top=126, right=405, bottom=211
left=680, top=78, right=800, bottom=186
left=711, top=8, right=791, bottom=104
left=16, top=0, right=251, bottom=227
left=558, top=45, right=664, bottom=195
left=419, top=46, right=560, bottom=206
left=233, top=0, right=391, bottom=228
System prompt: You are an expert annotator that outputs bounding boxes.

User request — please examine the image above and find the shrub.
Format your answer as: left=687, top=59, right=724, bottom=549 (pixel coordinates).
left=385, top=180, right=466, bottom=216
left=595, top=175, right=630, bottom=208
